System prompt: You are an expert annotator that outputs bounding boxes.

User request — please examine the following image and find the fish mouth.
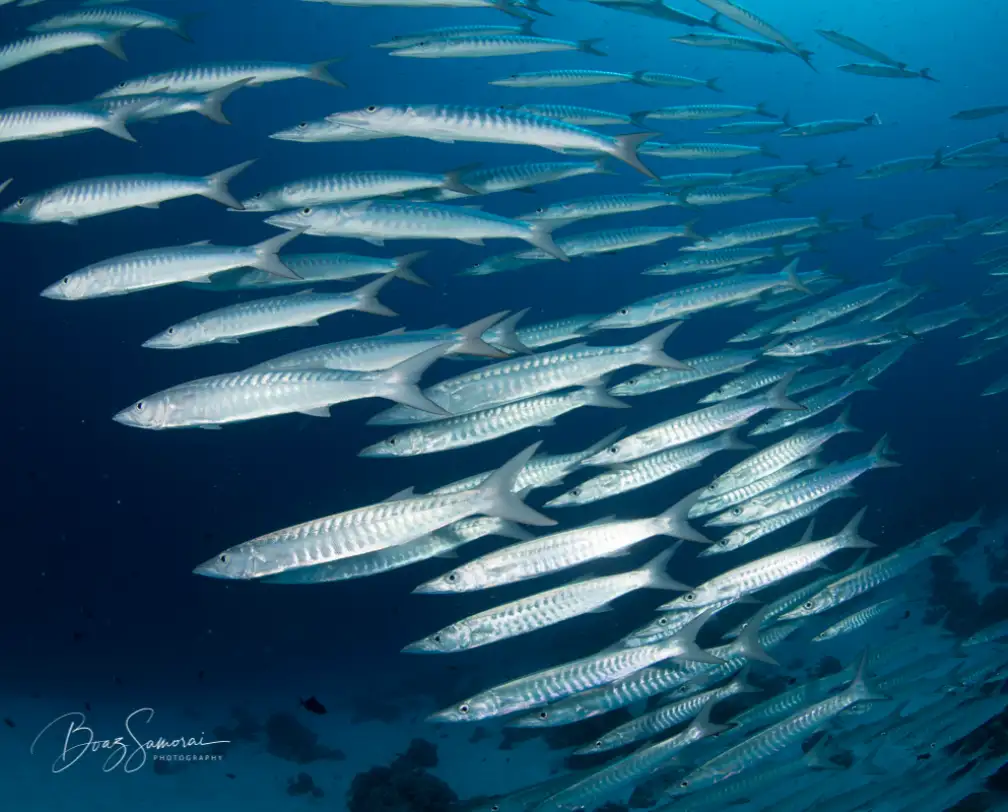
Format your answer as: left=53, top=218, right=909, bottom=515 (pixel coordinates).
left=112, top=409, right=138, bottom=427
left=264, top=214, right=299, bottom=230
left=400, top=639, right=440, bottom=654
left=39, top=284, right=64, bottom=300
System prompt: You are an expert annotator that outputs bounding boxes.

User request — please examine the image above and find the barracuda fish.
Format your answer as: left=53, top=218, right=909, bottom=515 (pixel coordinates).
left=689, top=456, right=820, bottom=519
left=40, top=230, right=302, bottom=300
left=521, top=192, right=678, bottom=223
left=89, top=81, right=250, bottom=126
left=633, top=71, right=723, bottom=90
left=705, top=407, right=857, bottom=498
left=588, top=0, right=723, bottom=29
left=359, top=382, right=628, bottom=457
left=323, top=104, right=658, bottom=178
left=729, top=311, right=799, bottom=343
left=428, top=427, right=624, bottom=497
left=249, top=313, right=512, bottom=374
left=416, top=491, right=707, bottom=594
left=982, top=373, right=1008, bottom=396
left=491, top=68, right=633, bottom=86
left=764, top=320, right=911, bottom=357
left=706, top=438, right=897, bottom=526
left=677, top=184, right=784, bottom=206
left=193, top=443, right=554, bottom=580
left=786, top=365, right=853, bottom=396
left=773, top=279, right=905, bottom=334
left=609, top=350, right=760, bottom=397
left=372, top=21, right=538, bottom=48
left=501, top=314, right=602, bottom=351
left=705, top=118, right=790, bottom=135
left=851, top=284, right=930, bottom=322
left=577, top=669, right=757, bottom=755
left=513, top=618, right=790, bottom=728
left=618, top=596, right=748, bottom=651
left=645, top=173, right=735, bottom=190
left=682, top=216, right=827, bottom=251
left=951, top=104, right=1008, bottom=120
left=701, top=489, right=855, bottom=556
left=0, top=27, right=129, bottom=73
left=633, top=102, right=775, bottom=122
left=546, top=433, right=750, bottom=508
left=368, top=323, right=686, bottom=426
left=591, top=263, right=810, bottom=330
left=270, top=117, right=394, bottom=143
left=958, top=342, right=1003, bottom=366
left=404, top=548, right=687, bottom=653
left=426, top=608, right=721, bottom=723
left=471, top=774, right=590, bottom=812
left=699, top=362, right=810, bottom=403
left=142, top=276, right=398, bottom=349
left=581, top=375, right=803, bottom=466
left=536, top=700, right=729, bottom=812
left=815, top=29, right=904, bottom=67
left=304, top=0, right=532, bottom=14
left=508, top=103, right=632, bottom=126
left=813, top=597, right=902, bottom=642
left=29, top=7, right=193, bottom=39
left=883, top=242, right=952, bottom=267
left=0, top=103, right=136, bottom=143
left=99, top=60, right=345, bottom=97
left=114, top=345, right=456, bottom=431
left=692, top=0, right=815, bottom=68
left=673, top=654, right=884, bottom=796
left=514, top=224, right=695, bottom=263
left=858, top=151, right=943, bottom=180
left=423, top=158, right=611, bottom=201
left=869, top=212, right=960, bottom=240
left=195, top=250, right=429, bottom=290
left=238, top=169, right=477, bottom=211
left=669, top=32, right=785, bottom=53
left=780, top=114, right=881, bottom=136
left=261, top=517, right=531, bottom=584
left=661, top=511, right=874, bottom=609
left=0, top=160, right=252, bottom=224
left=727, top=164, right=823, bottom=186
left=265, top=200, right=569, bottom=260
left=641, top=141, right=778, bottom=160
left=840, top=63, right=938, bottom=81
left=389, top=34, right=605, bottom=58
left=750, top=380, right=871, bottom=436
left=643, top=244, right=803, bottom=277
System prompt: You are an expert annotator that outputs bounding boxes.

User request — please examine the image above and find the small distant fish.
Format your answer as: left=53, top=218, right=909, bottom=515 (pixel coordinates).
left=29, top=7, right=194, bottom=40
left=372, top=21, right=538, bottom=49
left=691, top=0, right=815, bottom=69
left=950, top=105, right=1008, bottom=121
left=0, top=27, right=129, bottom=73
left=640, top=141, right=778, bottom=160
left=389, top=34, right=606, bottom=58
left=632, top=102, right=775, bottom=122
left=815, top=29, right=905, bottom=68
left=780, top=114, right=881, bottom=136
left=839, top=63, right=938, bottom=81
left=300, top=697, right=327, bottom=715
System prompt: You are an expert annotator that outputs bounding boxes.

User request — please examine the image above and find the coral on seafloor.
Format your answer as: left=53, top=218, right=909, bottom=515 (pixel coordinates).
left=347, top=738, right=457, bottom=812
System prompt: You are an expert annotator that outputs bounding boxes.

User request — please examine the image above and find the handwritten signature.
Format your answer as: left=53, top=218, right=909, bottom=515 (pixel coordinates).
left=31, top=708, right=231, bottom=774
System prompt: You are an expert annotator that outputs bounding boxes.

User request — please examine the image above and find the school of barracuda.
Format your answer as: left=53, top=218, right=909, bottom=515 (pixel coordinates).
left=8, top=0, right=1008, bottom=808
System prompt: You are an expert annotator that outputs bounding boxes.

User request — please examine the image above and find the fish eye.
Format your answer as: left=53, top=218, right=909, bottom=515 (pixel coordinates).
left=538, top=711, right=548, bottom=719
left=458, top=703, right=470, bottom=714
left=731, top=507, right=743, bottom=516
left=684, top=593, right=696, bottom=602
left=252, top=193, right=262, bottom=199
left=536, top=208, right=545, bottom=214
left=166, top=327, right=175, bottom=335
left=803, top=601, right=813, bottom=610
left=297, top=121, right=307, bottom=129
left=593, top=740, right=603, bottom=749
left=446, top=573, right=457, bottom=582
left=718, top=539, right=730, bottom=547
left=570, top=487, right=581, bottom=497
left=301, top=207, right=312, bottom=215
left=388, top=438, right=397, bottom=446
left=135, top=401, right=145, bottom=412
left=218, top=554, right=228, bottom=564
left=366, top=105, right=378, bottom=113
left=14, top=197, right=24, bottom=207
left=117, top=81, right=128, bottom=89
left=62, top=276, right=70, bottom=285
left=619, top=308, right=630, bottom=316
left=607, top=445, right=619, bottom=454
left=433, top=634, right=441, bottom=643
left=680, top=781, right=689, bottom=789
left=658, top=616, right=668, bottom=625
left=491, top=806, right=500, bottom=812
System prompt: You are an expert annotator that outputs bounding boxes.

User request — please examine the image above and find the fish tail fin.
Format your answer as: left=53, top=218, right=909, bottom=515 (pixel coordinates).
left=202, top=159, right=255, bottom=209
left=578, top=38, right=606, bottom=56
left=640, top=545, right=690, bottom=591
left=760, top=142, right=781, bottom=159
left=920, top=68, right=939, bottom=82
left=657, top=488, right=712, bottom=544
left=97, top=27, right=130, bottom=61
left=629, top=110, right=651, bottom=128
left=519, top=0, right=552, bottom=14
left=309, top=59, right=347, bottom=88
left=839, top=507, right=876, bottom=550
left=525, top=220, right=570, bottom=262
left=199, top=78, right=251, bottom=125
left=706, top=75, right=724, bottom=92
left=495, top=521, right=535, bottom=541
left=681, top=218, right=703, bottom=241
left=99, top=105, right=137, bottom=142
left=846, top=649, right=890, bottom=703
left=251, top=228, right=304, bottom=280
left=377, top=345, right=452, bottom=416
left=708, top=13, right=728, bottom=33
left=870, top=434, right=900, bottom=468
left=731, top=664, right=763, bottom=694
left=610, top=131, right=660, bottom=179
left=518, top=18, right=537, bottom=35
left=665, top=606, right=723, bottom=664
left=580, top=378, right=631, bottom=410
left=172, top=12, right=203, bottom=42
left=480, top=308, right=531, bottom=356
left=351, top=274, right=398, bottom=317
left=452, top=311, right=511, bottom=358
left=492, top=0, right=533, bottom=19
left=929, top=147, right=947, bottom=170
left=441, top=163, right=482, bottom=196
left=720, top=428, right=756, bottom=452
left=477, top=443, right=557, bottom=527
left=689, top=697, right=734, bottom=738
left=634, top=322, right=690, bottom=370
left=799, top=49, right=816, bottom=71
left=736, top=605, right=781, bottom=665
left=592, top=156, right=615, bottom=175
left=781, top=259, right=812, bottom=294
left=765, top=372, right=805, bottom=411
left=391, top=251, right=431, bottom=286
left=834, top=404, right=861, bottom=434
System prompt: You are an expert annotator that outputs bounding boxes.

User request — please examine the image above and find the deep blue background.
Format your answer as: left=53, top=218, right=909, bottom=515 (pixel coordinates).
left=2, top=0, right=1007, bottom=710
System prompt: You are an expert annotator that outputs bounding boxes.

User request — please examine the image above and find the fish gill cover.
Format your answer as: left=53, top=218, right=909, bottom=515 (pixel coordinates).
left=2, top=0, right=1008, bottom=809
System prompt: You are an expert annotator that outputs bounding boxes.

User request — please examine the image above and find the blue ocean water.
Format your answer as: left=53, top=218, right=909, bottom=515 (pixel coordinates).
left=3, top=0, right=1008, bottom=808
